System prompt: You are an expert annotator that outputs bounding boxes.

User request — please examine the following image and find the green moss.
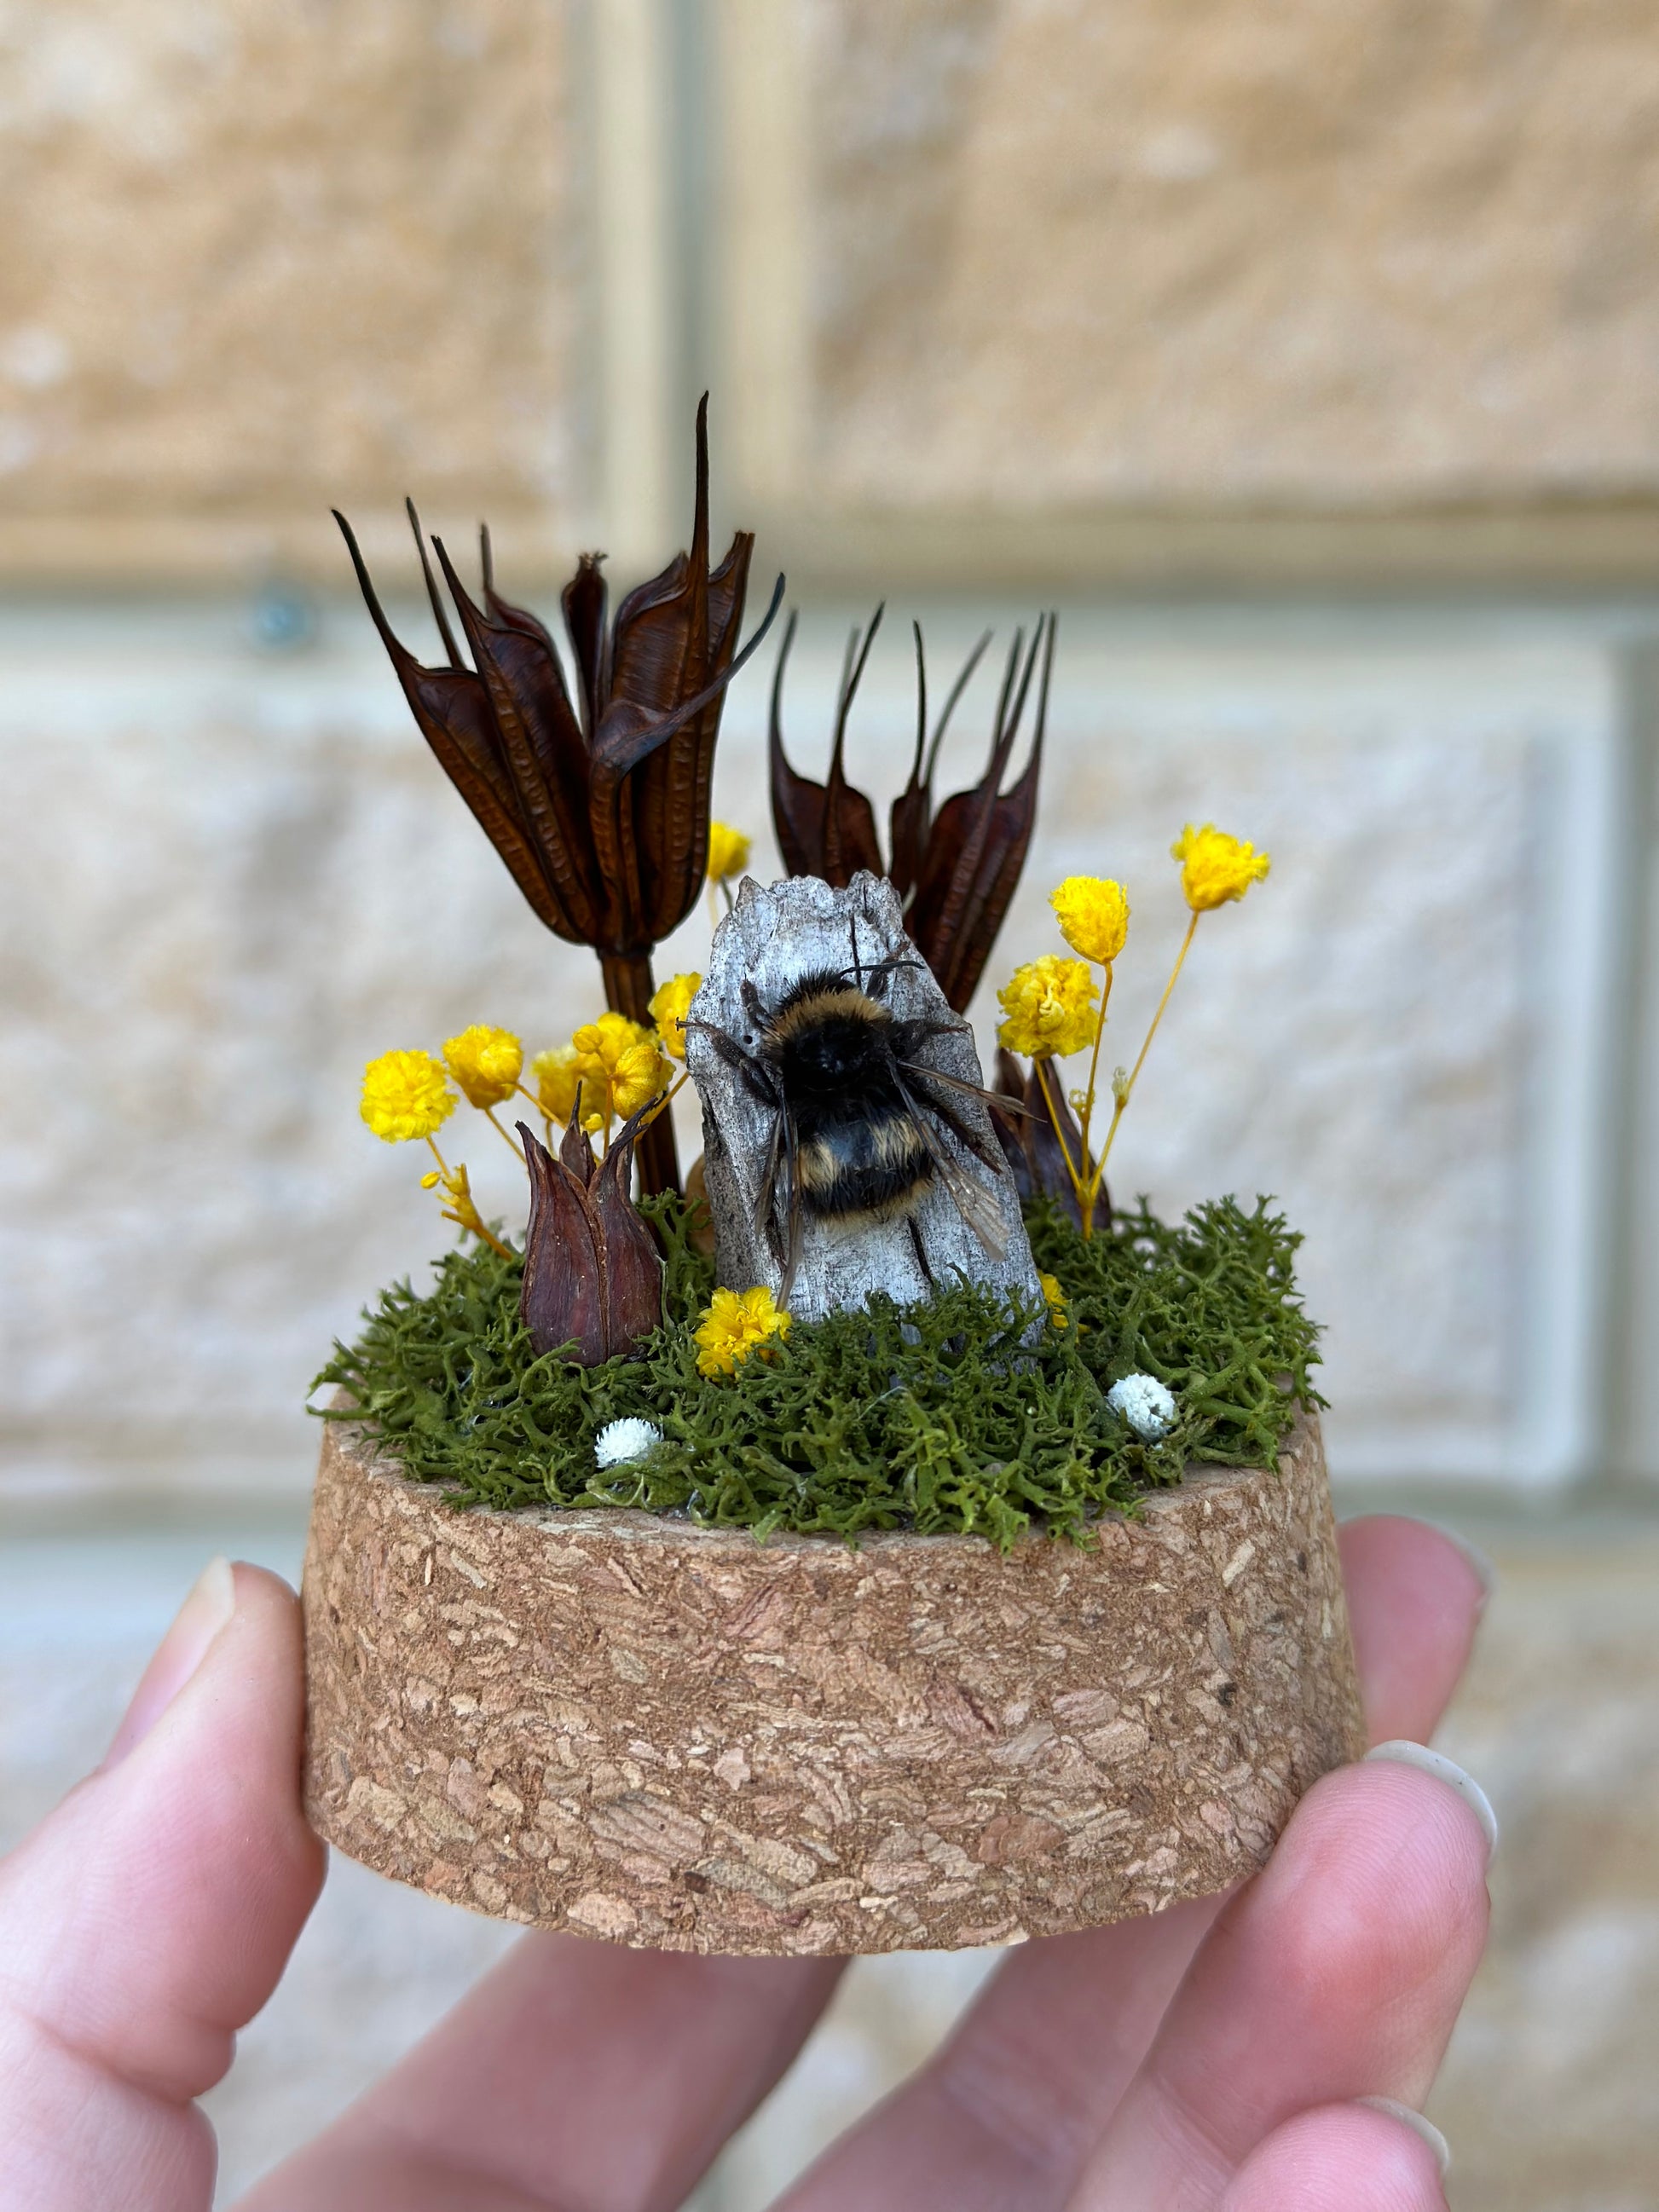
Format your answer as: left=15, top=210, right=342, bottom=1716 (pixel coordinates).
left=311, top=1193, right=1323, bottom=1547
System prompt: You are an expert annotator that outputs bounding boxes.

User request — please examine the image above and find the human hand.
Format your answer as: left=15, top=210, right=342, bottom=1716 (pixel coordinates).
left=0, top=1517, right=1490, bottom=2212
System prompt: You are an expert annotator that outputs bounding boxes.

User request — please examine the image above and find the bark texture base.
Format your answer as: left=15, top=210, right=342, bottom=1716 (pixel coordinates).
left=303, top=1411, right=1364, bottom=1955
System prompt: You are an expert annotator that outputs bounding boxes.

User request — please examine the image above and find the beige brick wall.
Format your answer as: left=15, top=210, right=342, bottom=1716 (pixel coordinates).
left=0, top=0, right=579, bottom=580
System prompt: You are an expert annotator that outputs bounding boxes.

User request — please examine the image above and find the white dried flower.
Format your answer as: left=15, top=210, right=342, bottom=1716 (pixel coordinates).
left=593, top=1417, right=663, bottom=1470
left=1107, top=1372, right=1176, bottom=1441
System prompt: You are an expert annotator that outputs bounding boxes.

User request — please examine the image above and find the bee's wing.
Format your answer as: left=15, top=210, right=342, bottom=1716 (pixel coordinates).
left=896, top=1062, right=1022, bottom=1173
left=895, top=1075, right=1009, bottom=1261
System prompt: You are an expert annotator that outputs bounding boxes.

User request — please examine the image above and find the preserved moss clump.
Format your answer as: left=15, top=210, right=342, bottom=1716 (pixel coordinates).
left=312, top=1193, right=1322, bottom=1547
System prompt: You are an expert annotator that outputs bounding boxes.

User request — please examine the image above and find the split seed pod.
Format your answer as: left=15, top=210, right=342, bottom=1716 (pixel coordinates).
left=336, top=398, right=783, bottom=1195
left=770, top=607, right=1053, bottom=1013
left=517, top=1115, right=663, bottom=1363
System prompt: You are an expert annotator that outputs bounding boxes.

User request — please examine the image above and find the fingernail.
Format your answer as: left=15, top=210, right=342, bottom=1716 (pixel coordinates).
left=106, top=1557, right=237, bottom=1766
left=1419, top=1519, right=1498, bottom=1611
left=1356, top=2096, right=1451, bottom=2177
left=1365, top=1740, right=1499, bottom=1860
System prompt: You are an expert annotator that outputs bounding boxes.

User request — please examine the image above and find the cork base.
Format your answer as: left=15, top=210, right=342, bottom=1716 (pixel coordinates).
left=302, top=1410, right=1364, bottom=1955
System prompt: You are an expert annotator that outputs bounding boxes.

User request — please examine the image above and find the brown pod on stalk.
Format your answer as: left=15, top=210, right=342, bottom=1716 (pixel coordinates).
left=517, top=1115, right=663, bottom=1363
left=335, top=398, right=783, bottom=1197
left=770, top=607, right=1053, bottom=1014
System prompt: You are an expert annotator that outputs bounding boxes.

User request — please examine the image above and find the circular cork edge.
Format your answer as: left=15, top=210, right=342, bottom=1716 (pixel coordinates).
left=302, top=1408, right=1365, bottom=1955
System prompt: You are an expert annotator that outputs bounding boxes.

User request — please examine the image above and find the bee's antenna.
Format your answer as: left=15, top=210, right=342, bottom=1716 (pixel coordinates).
left=849, top=915, right=864, bottom=990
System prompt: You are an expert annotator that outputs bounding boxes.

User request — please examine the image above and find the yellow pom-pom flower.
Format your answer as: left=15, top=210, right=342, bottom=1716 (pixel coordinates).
left=442, top=1024, right=523, bottom=1110
left=1050, top=875, right=1130, bottom=965
left=529, top=1043, right=584, bottom=1125
left=1171, top=823, right=1271, bottom=913
left=649, top=971, right=702, bottom=1062
left=996, top=955, right=1099, bottom=1060
left=694, top=1285, right=792, bottom=1377
left=706, top=820, right=751, bottom=883
left=360, top=1049, right=455, bottom=1144
left=1039, top=1272, right=1070, bottom=1328
left=572, top=1012, right=669, bottom=1122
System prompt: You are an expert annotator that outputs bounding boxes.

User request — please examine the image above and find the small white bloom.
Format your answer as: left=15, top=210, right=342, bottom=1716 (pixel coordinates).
left=593, top=1417, right=664, bottom=1469
left=1107, top=1372, right=1176, bottom=1441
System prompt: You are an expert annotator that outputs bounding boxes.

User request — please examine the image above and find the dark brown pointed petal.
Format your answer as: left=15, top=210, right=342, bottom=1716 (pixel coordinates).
left=819, top=609, right=885, bottom=885
left=592, top=1108, right=665, bottom=1356
left=518, top=1124, right=608, bottom=1362
left=434, top=538, right=602, bottom=944
left=887, top=622, right=931, bottom=904
left=334, top=511, right=578, bottom=940
left=910, top=615, right=1053, bottom=1010
left=405, top=499, right=464, bottom=667
left=768, top=611, right=826, bottom=876
left=559, top=1112, right=598, bottom=1189
left=561, top=553, right=610, bottom=738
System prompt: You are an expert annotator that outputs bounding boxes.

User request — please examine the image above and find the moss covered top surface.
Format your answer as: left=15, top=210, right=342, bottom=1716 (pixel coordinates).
left=313, top=1194, right=1322, bottom=1548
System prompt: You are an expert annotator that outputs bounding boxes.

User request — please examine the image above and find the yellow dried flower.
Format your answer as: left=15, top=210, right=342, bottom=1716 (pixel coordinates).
left=613, top=1039, right=669, bottom=1118
left=442, top=1024, right=523, bottom=1110
left=360, top=1049, right=454, bottom=1143
left=1039, top=1272, right=1069, bottom=1328
left=706, top=820, right=751, bottom=883
left=572, top=1012, right=668, bottom=1123
left=529, top=1043, right=584, bottom=1125
left=996, top=955, right=1099, bottom=1060
left=694, top=1285, right=792, bottom=1377
left=1171, top=823, right=1271, bottom=912
left=1050, top=876, right=1130, bottom=965
left=649, top=971, right=702, bottom=1062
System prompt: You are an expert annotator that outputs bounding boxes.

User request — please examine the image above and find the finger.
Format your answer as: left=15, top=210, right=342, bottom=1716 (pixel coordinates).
left=772, top=1516, right=1488, bottom=2212
left=0, top=1562, right=325, bottom=2212
left=1066, top=1753, right=1491, bottom=2209
left=1338, top=1516, right=1489, bottom=1746
left=235, top=1939, right=843, bottom=2212
left=1218, top=2101, right=1450, bottom=2212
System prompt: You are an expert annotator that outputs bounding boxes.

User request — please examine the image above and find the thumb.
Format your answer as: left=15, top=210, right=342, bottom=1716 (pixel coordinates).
left=0, top=1560, right=327, bottom=2212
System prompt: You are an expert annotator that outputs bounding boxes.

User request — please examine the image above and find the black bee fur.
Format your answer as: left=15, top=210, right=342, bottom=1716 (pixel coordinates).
left=695, top=931, right=1031, bottom=1299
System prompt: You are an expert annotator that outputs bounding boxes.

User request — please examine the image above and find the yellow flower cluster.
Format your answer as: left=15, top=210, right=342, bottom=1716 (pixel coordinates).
left=361, top=1049, right=455, bottom=1143
left=996, top=953, right=1099, bottom=1060
left=1051, top=875, right=1130, bottom=964
left=649, top=971, right=702, bottom=1063
left=572, top=1013, right=670, bottom=1125
left=694, top=1285, right=792, bottom=1377
left=1171, top=823, right=1271, bottom=912
left=529, top=1043, right=584, bottom=1126
left=1039, top=1272, right=1069, bottom=1328
left=442, top=1024, right=523, bottom=1110
left=706, top=821, right=751, bottom=884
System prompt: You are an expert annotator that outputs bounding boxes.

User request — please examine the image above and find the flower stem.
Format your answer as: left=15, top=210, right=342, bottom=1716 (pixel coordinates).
left=1074, top=963, right=1113, bottom=1239
left=1032, top=1058, right=1084, bottom=1210
left=1098, top=911, right=1199, bottom=1174
left=484, top=1106, right=526, bottom=1161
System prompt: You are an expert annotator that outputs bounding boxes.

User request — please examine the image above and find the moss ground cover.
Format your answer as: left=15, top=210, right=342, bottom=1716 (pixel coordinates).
left=312, top=1194, right=1322, bottom=1547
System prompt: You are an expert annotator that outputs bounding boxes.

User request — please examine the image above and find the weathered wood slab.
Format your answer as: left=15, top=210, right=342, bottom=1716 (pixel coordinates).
left=685, top=870, right=1043, bottom=1323
left=302, top=1408, right=1365, bottom=1955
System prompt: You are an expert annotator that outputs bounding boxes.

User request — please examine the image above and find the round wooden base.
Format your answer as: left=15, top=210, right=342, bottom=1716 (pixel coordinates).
left=302, top=1411, right=1364, bottom=1955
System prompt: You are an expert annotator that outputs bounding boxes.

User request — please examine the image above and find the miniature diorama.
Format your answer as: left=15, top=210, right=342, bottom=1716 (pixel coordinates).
left=304, top=405, right=1362, bottom=1956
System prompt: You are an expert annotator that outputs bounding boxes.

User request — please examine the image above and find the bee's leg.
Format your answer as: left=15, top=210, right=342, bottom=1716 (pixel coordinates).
left=905, top=1211, right=936, bottom=1290
left=739, top=979, right=769, bottom=1038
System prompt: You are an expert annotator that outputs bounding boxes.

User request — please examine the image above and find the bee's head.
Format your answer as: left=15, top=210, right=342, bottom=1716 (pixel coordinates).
left=766, top=975, right=894, bottom=1095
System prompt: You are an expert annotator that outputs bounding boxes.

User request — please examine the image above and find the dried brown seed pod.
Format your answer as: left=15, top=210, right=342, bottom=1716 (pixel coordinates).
left=517, top=1114, right=663, bottom=1364
left=336, top=398, right=783, bottom=1196
left=770, top=608, right=1052, bottom=1014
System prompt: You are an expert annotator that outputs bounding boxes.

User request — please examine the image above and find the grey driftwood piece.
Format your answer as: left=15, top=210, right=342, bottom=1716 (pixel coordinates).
left=302, top=1406, right=1365, bottom=1955
left=684, top=870, right=1044, bottom=1322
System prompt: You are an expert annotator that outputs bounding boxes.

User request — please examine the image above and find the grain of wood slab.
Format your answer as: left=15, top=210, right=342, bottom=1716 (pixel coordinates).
left=686, top=870, right=1044, bottom=1323
left=303, top=1407, right=1363, bottom=1955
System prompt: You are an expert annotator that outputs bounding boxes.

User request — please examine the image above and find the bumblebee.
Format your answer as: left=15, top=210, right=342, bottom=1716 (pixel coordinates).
left=698, top=936, right=1021, bottom=1293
